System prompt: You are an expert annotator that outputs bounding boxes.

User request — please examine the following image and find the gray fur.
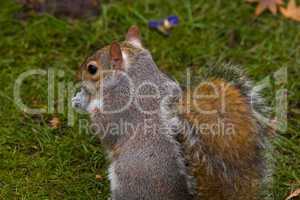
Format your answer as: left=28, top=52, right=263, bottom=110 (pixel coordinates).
left=88, top=46, right=194, bottom=200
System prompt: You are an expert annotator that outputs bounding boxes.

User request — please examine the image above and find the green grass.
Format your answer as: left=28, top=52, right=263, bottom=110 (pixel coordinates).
left=0, top=0, right=299, bottom=199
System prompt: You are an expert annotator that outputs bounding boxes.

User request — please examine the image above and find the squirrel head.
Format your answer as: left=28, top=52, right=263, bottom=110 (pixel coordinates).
left=72, top=26, right=147, bottom=112
left=72, top=26, right=181, bottom=148
left=72, top=25, right=181, bottom=128
left=76, top=25, right=143, bottom=80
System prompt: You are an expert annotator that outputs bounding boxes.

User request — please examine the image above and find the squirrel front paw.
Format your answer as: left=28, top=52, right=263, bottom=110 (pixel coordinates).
left=86, top=99, right=102, bottom=113
left=72, top=88, right=90, bottom=111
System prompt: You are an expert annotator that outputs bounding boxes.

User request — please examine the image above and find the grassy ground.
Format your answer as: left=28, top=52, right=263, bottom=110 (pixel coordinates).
left=0, top=0, right=299, bottom=199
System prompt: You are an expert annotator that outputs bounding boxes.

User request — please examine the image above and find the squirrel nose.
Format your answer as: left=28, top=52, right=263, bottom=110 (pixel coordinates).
left=74, top=102, right=81, bottom=108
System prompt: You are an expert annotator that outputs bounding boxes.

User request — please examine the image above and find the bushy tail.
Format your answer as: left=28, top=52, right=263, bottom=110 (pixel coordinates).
left=176, top=64, right=273, bottom=200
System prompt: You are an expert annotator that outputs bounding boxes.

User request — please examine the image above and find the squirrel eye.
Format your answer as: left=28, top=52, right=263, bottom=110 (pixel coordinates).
left=87, top=64, right=98, bottom=75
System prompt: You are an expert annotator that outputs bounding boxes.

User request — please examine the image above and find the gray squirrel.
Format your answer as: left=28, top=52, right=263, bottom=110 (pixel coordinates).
left=72, top=26, right=272, bottom=200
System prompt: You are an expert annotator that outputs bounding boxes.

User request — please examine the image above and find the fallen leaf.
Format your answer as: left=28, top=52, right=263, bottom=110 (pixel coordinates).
left=280, top=0, right=300, bottom=22
left=247, top=0, right=284, bottom=16
left=285, top=188, right=300, bottom=200
left=95, top=174, right=103, bottom=181
left=49, top=116, right=61, bottom=129
left=17, top=0, right=101, bottom=19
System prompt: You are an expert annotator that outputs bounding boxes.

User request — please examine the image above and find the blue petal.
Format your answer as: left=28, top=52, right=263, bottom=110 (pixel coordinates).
left=148, top=20, right=160, bottom=28
left=167, top=15, right=179, bottom=26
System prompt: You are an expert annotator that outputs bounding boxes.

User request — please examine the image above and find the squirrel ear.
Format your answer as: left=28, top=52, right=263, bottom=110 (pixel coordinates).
left=110, top=41, right=123, bottom=70
left=126, top=25, right=142, bottom=47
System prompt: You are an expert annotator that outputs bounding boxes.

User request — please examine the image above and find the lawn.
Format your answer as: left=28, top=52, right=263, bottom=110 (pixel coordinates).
left=0, top=0, right=299, bottom=199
